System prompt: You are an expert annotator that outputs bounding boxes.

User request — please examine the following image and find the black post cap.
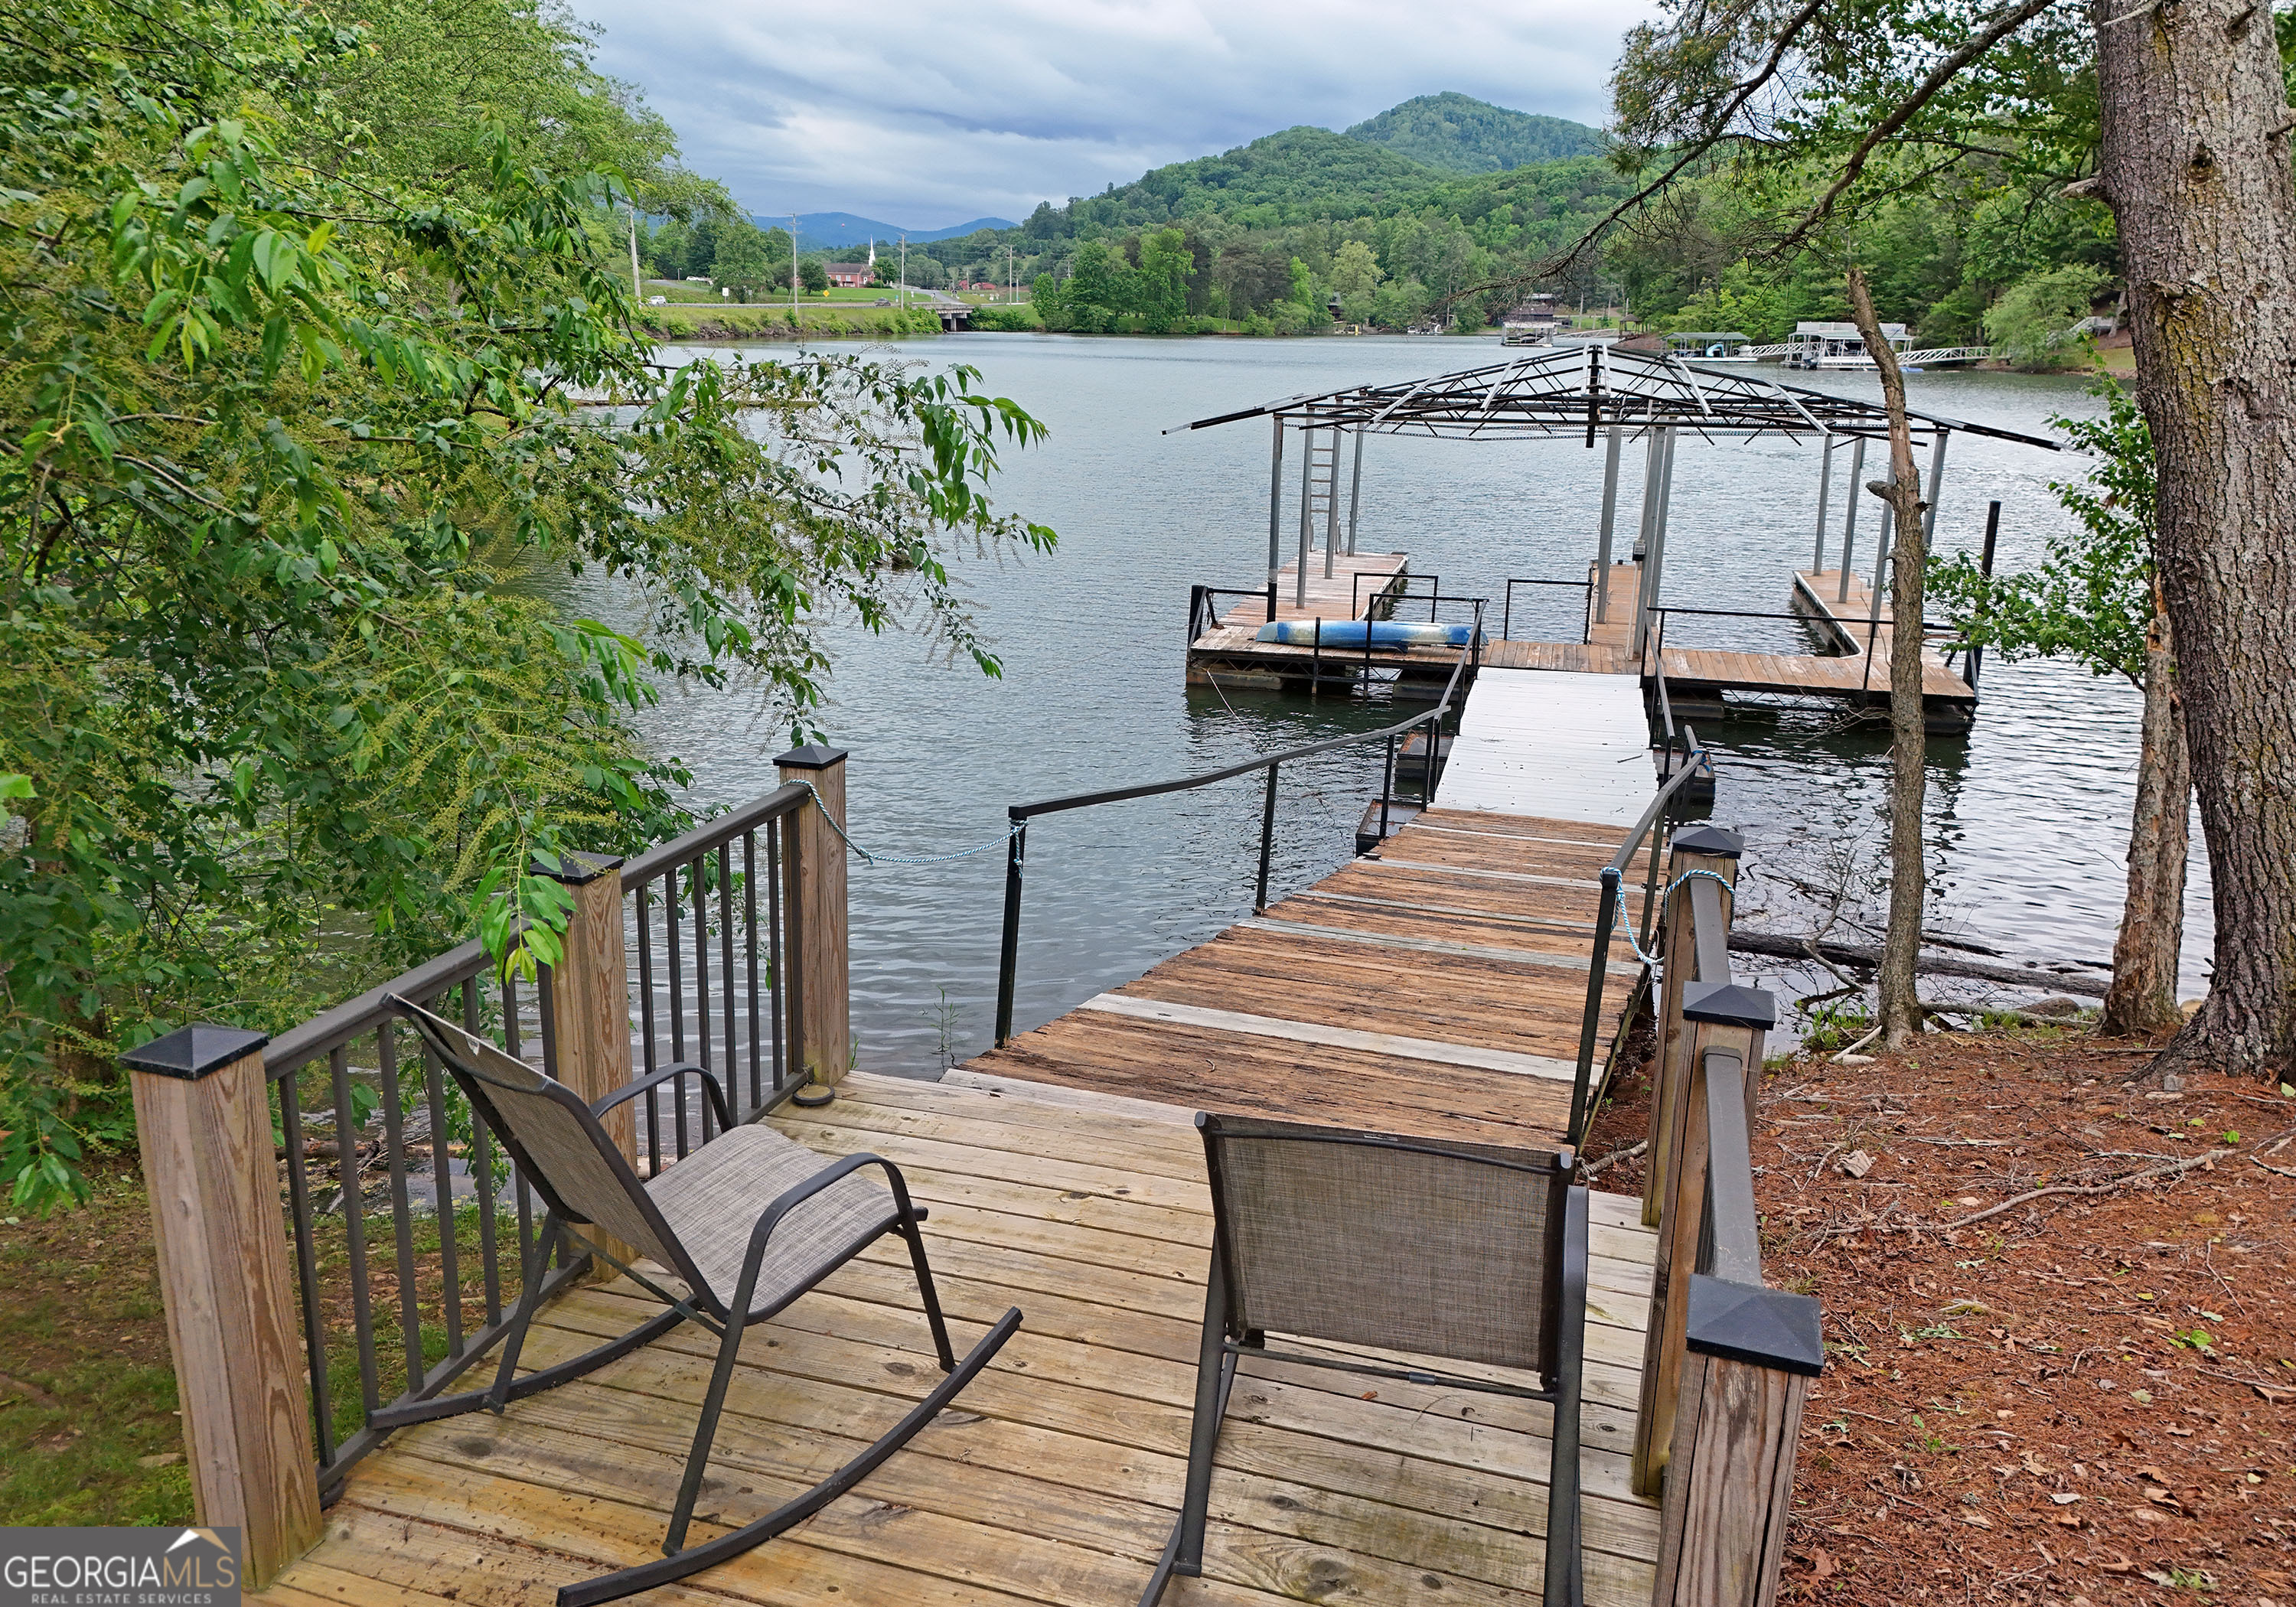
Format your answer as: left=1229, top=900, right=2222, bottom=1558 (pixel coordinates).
left=120, top=1025, right=271, bottom=1081
left=1685, top=1273, right=1825, bottom=1377
left=775, top=745, right=850, bottom=771
left=531, top=849, right=624, bottom=886
left=1682, top=979, right=1777, bottom=1028
left=1671, top=824, right=1745, bottom=858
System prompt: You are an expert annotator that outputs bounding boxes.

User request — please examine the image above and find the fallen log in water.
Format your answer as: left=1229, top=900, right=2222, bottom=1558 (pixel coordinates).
left=1727, top=929, right=2112, bottom=997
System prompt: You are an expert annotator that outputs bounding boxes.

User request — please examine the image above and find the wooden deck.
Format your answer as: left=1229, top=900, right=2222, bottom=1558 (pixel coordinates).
left=1479, top=556, right=1977, bottom=725
left=258, top=1071, right=1662, bottom=1607
left=1188, top=553, right=1469, bottom=689
left=963, top=806, right=1643, bottom=1150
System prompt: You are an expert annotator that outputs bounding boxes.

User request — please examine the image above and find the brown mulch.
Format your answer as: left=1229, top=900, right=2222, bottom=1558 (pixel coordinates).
left=1583, top=1032, right=2296, bottom=1607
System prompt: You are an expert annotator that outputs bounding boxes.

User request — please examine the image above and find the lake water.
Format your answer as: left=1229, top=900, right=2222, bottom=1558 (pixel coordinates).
left=600, top=334, right=2210, bottom=1073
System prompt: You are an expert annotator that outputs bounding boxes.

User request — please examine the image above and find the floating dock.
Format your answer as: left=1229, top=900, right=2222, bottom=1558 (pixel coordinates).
left=1195, top=552, right=1978, bottom=728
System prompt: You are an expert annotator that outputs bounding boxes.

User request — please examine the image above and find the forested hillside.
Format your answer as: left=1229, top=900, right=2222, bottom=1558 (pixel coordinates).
left=1344, top=93, right=1606, bottom=172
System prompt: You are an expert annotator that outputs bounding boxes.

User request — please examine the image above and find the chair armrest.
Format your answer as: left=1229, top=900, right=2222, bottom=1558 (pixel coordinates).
left=592, top=1061, right=735, bottom=1136
left=725, top=1152, right=920, bottom=1314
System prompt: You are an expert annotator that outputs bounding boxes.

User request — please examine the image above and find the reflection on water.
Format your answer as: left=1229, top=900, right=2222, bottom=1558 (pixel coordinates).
left=553, top=335, right=2208, bottom=1073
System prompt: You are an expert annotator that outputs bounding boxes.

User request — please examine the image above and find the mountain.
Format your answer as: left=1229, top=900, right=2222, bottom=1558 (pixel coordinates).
left=1343, top=93, right=1606, bottom=174
left=762, top=212, right=1016, bottom=254
left=1028, top=126, right=1451, bottom=236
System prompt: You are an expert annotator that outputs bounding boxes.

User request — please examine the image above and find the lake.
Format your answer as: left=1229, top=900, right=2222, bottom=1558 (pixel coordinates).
left=599, top=333, right=2209, bottom=1074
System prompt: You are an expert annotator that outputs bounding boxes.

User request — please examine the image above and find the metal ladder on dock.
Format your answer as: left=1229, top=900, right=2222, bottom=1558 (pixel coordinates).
left=1304, top=429, right=1342, bottom=580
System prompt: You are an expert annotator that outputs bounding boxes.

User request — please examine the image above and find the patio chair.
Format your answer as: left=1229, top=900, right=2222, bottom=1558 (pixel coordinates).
left=372, top=996, right=1021, bottom=1607
left=1140, top=1112, right=1589, bottom=1606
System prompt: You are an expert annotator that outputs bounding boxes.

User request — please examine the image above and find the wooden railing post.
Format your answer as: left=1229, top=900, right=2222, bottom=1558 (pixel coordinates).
left=1642, top=825, right=1743, bottom=1229
left=1651, top=1278, right=1823, bottom=1606
left=542, top=849, right=638, bottom=1273
left=123, top=1025, right=321, bottom=1587
left=777, top=744, right=851, bottom=1090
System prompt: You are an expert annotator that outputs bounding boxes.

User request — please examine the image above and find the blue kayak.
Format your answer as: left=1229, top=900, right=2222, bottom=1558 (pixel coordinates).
left=1254, top=619, right=1481, bottom=648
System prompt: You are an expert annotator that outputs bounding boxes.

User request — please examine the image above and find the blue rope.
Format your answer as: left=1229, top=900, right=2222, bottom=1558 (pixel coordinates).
left=1615, top=866, right=1736, bottom=966
left=789, top=781, right=1022, bottom=868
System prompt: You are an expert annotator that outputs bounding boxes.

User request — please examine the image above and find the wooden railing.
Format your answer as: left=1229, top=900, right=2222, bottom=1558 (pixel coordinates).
left=116, top=750, right=853, bottom=1586
left=1635, top=826, right=1825, bottom=1606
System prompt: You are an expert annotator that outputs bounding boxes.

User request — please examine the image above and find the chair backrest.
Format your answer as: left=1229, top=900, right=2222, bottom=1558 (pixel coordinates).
left=392, top=996, right=687, bottom=1279
left=1197, top=1112, right=1570, bottom=1377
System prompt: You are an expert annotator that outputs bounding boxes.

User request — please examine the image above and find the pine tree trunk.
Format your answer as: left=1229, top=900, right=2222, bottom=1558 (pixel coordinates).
left=2102, top=582, right=2190, bottom=1038
left=2094, top=0, right=2296, bottom=1080
left=1847, top=266, right=1931, bottom=1049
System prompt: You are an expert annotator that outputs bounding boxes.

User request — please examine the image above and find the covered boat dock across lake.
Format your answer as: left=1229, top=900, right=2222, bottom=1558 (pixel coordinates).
left=1175, top=344, right=2060, bottom=732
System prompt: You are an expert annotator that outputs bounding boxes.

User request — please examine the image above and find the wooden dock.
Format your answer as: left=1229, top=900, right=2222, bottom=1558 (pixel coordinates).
left=1479, top=556, right=1977, bottom=727
left=257, top=1071, right=1662, bottom=1607
left=1187, top=553, right=1466, bottom=691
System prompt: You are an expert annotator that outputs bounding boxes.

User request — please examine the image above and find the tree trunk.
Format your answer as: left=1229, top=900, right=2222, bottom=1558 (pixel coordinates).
left=1847, top=266, right=1931, bottom=1050
left=2102, top=580, right=2191, bottom=1038
left=2094, top=0, right=2296, bottom=1081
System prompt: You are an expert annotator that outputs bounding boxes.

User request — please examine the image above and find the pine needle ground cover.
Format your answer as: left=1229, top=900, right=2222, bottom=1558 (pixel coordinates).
left=1587, top=1033, right=2296, bottom=1604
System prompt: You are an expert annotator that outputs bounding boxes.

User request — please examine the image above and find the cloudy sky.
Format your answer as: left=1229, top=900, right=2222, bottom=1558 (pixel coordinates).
left=565, top=0, right=1649, bottom=228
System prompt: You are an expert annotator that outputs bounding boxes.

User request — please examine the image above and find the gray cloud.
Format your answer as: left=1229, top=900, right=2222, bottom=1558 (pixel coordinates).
left=566, top=0, right=1651, bottom=227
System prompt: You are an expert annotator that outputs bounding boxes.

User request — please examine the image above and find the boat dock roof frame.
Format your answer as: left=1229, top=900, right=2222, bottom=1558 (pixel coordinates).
left=1168, top=342, right=2061, bottom=451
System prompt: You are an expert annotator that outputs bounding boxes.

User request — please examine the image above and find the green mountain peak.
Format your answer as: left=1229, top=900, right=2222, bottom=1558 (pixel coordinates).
left=1344, top=93, right=1606, bottom=174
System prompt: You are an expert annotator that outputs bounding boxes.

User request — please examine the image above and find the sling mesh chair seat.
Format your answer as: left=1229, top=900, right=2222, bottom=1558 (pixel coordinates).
left=1140, top=1111, right=1591, bottom=1606
left=375, top=997, right=1021, bottom=1607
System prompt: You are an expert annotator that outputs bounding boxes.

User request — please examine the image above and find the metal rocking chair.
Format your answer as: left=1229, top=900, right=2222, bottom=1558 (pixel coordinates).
left=373, top=996, right=1021, bottom=1607
left=1140, top=1111, right=1590, bottom=1606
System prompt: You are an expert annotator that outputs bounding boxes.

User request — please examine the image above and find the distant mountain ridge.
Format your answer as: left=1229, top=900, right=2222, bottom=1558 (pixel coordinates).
left=1343, top=93, right=1606, bottom=174
left=757, top=211, right=1016, bottom=254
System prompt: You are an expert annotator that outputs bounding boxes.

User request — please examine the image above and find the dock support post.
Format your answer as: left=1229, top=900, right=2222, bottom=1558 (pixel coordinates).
left=1811, top=433, right=1833, bottom=574
left=1836, top=435, right=1865, bottom=603
left=1631, top=429, right=1663, bottom=659
left=993, top=818, right=1026, bottom=1047
left=1265, top=418, right=1283, bottom=622
left=1635, top=428, right=1678, bottom=664
left=1922, top=428, right=1950, bottom=547
left=1965, top=500, right=2001, bottom=692
left=1594, top=425, right=1622, bottom=622
left=777, top=744, right=850, bottom=1087
left=1295, top=426, right=1315, bottom=608
left=123, top=1025, right=323, bottom=1588
left=1254, top=762, right=1280, bottom=911
left=1345, top=428, right=1364, bottom=556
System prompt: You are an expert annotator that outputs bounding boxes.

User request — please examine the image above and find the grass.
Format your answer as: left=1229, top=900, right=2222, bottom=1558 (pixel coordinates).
left=0, top=1156, right=530, bottom=1525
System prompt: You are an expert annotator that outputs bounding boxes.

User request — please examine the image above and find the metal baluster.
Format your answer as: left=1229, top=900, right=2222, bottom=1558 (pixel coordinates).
left=276, top=1068, right=335, bottom=1464
left=375, top=1024, right=423, bottom=1397
left=718, top=842, right=736, bottom=1133
left=503, top=973, right=533, bottom=1266
left=745, top=832, right=762, bottom=1114
left=327, top=1045, right=380, bottom=1417
left=419, top=1006, right=465, bottom=1352
left=767, top=820, right=786, bottom=1093
left=681, top=859, right=703, bottom=1157
left=666, top=865, right=685, bottom=1075
left=464, top=982, right=501, bottom=1323
left=634, top=881, right=659, bottom=1173
left=536, top=963, right=559, bottom=1270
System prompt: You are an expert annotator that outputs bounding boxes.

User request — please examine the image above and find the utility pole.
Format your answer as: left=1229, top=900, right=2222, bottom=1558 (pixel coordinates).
left=628, top=209, right=643, bottom=305
left=791, top=212, right=801, bottom=341
left=899, top=234, right=907, bottom=311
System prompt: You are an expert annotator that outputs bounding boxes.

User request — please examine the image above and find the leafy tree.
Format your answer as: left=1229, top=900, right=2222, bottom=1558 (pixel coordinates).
left=0, top=0, right=1053, bottom=1208
left=1136, top=229, right=1192, bottom=332
left=799, top=257, right=828, bottom=294
left=1934, top=386, right=2186, bottom=1035
left=1984, top=263, right=2108, bottom=370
